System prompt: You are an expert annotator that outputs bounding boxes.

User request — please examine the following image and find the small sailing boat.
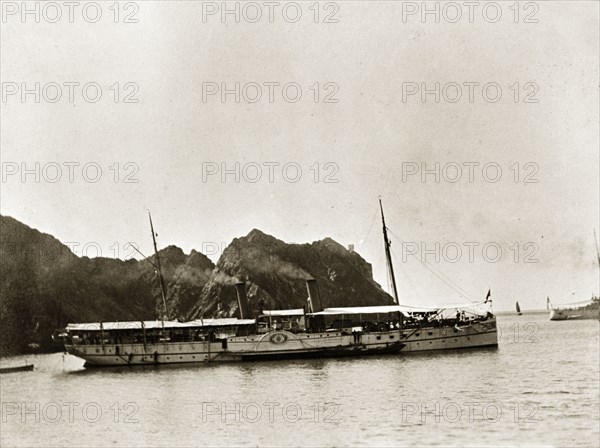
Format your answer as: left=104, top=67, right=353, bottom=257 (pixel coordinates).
left=516, top=301, right=522, bottom=315
left=0, top=362, right=34, bottom=374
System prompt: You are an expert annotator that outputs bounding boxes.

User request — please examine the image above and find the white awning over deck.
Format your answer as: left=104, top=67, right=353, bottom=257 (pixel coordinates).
left=310, top=306, right=403, bottom=315
left=261, top=309, right=305, bottom=317
left=310, top=302, right=488, bottom=316
left=66, top=318, right=256, bottom=332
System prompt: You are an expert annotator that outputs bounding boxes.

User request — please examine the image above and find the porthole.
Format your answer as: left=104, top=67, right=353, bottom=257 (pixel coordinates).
left=390, top=336, right=394, bottom=339
left=376, top=336, right=381, bottom=340
left=415, top=333, right=420, bottom=337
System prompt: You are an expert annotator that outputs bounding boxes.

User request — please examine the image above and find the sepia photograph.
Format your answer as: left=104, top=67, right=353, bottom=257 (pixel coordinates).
left=0, top=1, right=598, bottom=447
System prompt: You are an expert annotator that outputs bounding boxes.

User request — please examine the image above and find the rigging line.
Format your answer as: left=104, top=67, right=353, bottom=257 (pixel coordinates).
left=148, top=211, right=168, bottom=321
left=386, top=228, right=477, bottom=301
left=361, top=204, right=380, bottom=246
left=376, top=251, right=398, bottom=300
left=386, top=234, right=474, bottom=300
left=418, top=257, right=477, bottom=303
left=128, top=243, right=158, bottom=269
left=390, top=230, right=476, bottom=303
left=389, top=245, right=477, bottom=303
left=594, top=229, right=600, bottom=267
left=419, top=257, right=476, bottom=303
left=380, top=247, right=394, bottom=296
left=555, top=298, right=598, bottom=306
left=393, top=253, right=426, bottom=303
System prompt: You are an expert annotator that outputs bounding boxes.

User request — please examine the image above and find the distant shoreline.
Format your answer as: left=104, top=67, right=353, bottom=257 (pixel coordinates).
left=495, top=310, right=549, bottom=316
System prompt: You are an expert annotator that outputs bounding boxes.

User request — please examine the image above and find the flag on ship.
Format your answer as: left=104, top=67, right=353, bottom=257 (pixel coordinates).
left=485, top=289, right=491, bottom=303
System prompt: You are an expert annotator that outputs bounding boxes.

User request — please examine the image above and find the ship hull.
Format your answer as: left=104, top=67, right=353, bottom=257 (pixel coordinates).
left=400, top=318, right=498, bottom=352
left=550, top=308, right=600, bottom=321
left=66, top=330, right=405, bottom=367
left=66, top=319, right=499, bottom=367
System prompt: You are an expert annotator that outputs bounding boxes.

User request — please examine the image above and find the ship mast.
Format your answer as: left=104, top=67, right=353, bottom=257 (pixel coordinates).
left=149, top=211, right=168, bottom=321
left=379, top=199, right=400, bottom=304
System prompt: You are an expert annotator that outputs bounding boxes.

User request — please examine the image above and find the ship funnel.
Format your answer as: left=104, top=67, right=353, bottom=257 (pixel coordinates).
left=306, top=279, right=323, bottom=312
left=235, top=282, right=251, bottom=319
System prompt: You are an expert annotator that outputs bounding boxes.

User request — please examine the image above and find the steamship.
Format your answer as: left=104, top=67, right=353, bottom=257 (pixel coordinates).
left=549, top=231, right=600, bottom=321
left=64, top=203, right=497, bottom=368
left=549, top=296, right=600, bottom=321
left=64, top=214, right=405, bottom=367
left=65, top=280, right=405, bottom=366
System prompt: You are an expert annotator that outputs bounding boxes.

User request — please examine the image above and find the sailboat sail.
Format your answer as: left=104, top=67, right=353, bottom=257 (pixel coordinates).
left=516, top=301, right=521, bottom=314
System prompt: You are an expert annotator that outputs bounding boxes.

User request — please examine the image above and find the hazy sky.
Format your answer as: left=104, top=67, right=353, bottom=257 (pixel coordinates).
left=1, top=1, right=598, bottom=311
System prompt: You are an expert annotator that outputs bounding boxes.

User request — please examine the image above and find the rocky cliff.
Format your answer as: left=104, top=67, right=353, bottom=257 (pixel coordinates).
left=187, top=229, right=393, bottom=319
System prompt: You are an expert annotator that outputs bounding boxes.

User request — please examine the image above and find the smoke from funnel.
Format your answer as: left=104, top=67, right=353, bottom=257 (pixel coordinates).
left=235, top=282, right=251, bottom=319
left=306, top=279, right=323, bottom=312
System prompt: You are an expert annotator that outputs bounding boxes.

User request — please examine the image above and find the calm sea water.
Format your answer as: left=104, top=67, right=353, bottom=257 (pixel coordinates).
left=1, top=312, right=598, bottom=447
